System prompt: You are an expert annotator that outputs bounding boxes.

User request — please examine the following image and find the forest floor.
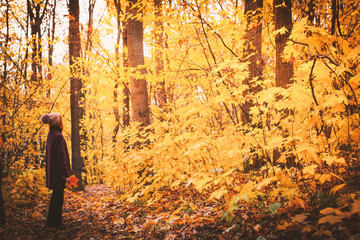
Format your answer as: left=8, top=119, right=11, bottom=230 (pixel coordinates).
left=0, top=184, right=359, bottom=240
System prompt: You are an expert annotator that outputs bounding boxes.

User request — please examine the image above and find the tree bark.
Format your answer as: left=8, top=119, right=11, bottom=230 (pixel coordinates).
left=27, top=0, right=48, bottom=83
left=127, top=0, right=150, bottom=126
left=274, top=0, right=294, bottom=88
left=46, top=0, right=57, bottom=98
left=85, top=0, right=96, bottom=55
left=69, top=0, right=85, bottom=191
left=80, top=0, right=95, bottom=169
left=331, top=0, right=337, bottom=35
left=242, top=0, right=263, bottom=124
left=154, top=0, right=166, bottom=110
left=307, top=0, right=315, bottom=24
left=122, top=11, right=130, bottom=128
left=0, top=160, right=5, bottom=227
left=112, top=0, right=127, bottom=147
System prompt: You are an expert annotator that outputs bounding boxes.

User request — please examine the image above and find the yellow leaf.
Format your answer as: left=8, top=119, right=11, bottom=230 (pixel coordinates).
left=330, top=183, right=346, bottom=194
left=292, top=213, right=307, bottom=223
left=318, top=215, right=343, bottom=224
left=303, top=165, right=317, bottom=175
left=33, top=0, right=41, bottom=4
left=323, top=156, right=346, bottom=166
left=210, top=187, right=228, bottom=200
left=306, top=148, right=322, bottom=164
left=351, top=199, right=360, bottom=214
left=320, top=207, right=342, bottom=215
left=256, top=177, right=276, bottom=190
left=277, top=221, right=290, bottom=230
left=292, top=196, right=306, bottom=209
left=273, top=27, right=288, bottom=37
left=194, top=178, right=211, bottom=192
left=240, top=181, right=256, bottom=202
left=318, top=174, right=332, bottom=184
left=68, top=14, right=75, bottom=21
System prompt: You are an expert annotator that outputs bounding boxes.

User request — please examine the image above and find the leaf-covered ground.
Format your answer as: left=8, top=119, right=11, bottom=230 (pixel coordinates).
left=0, top=184, right=359, bottom=240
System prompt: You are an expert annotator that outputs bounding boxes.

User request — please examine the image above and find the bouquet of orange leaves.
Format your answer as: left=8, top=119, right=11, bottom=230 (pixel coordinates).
left=66, top=175, right=79, bottom=190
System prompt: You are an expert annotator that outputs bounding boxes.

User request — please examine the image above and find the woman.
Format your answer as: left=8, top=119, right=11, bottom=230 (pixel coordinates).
left=41, top=112, right=71, bottom=228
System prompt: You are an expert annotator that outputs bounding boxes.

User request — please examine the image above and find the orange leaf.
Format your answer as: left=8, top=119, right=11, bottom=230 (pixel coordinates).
left=66, top=175, right=79, bottom=190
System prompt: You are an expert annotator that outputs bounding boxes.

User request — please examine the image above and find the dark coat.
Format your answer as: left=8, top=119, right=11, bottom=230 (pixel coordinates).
left=45, top=126, right=72, bottom=190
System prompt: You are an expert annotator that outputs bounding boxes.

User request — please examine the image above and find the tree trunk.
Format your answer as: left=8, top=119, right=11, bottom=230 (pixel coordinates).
left=113, top=0, right=125, bottom=146
left=27, top=0, right=47, bottom=83
left=308, top=0, right=315, bottom=24
left=80, top=0, right=95, bottom=172
left=154, top=0, right=166, bottom=110
left=242, top=0, right=263, bottom=124
left=0, top=161, right=5, bottom=228
left=274, top=0, right=293, bottom=88
left=331, top=0, right=337, bottom=35
left=69, top=0, right=85, bottom=191
left=85, top=0, right=95, bottom=55
left=47, top=0, right=57, bottom=97
left=29, top=2, right=39, bottom=83
left=127, top=0, right=150, bottom=126
left=0, top=0, right=10, bottom=227
left=122, top=13, right=130, bottom=128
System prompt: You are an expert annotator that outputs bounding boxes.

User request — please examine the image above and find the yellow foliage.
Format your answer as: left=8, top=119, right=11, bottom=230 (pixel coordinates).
left=210, top=187, right=228, bottom=200
left=3, top=169, right=49, bottom=206
left=2, top=0, right=360, bottom=233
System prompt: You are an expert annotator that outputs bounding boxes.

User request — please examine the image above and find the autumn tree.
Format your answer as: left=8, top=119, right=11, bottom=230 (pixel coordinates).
left=274, top=0, right=293, bottom=87
left=0, top=0, right=52, bottom=226
left=69, top=0, right=85, bottom=191
left=127, top=0, right=150, bottom=126
left=27, top=0, right=48, bottom=83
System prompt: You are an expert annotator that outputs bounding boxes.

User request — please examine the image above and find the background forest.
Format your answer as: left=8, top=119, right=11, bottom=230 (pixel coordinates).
left=1, top=0, right=360, bottom=239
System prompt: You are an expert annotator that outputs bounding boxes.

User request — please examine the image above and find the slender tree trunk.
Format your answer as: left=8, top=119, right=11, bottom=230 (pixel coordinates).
left=0, top=0, right=10, bottom=227
left=242, top=0, right=263, bottom=124
left=80, top=0, right=95, bottom=173
left=154, top=0, right=166, bottom=110
left=122, top=15, right=130, bottom=127
left=273, top=0, right=293, bottom=165
left=307, top=0, right=315, bottom=24
left=0, top=160, right=4, bottom=227
left=113, top=0, right=123, bottom=146
left=46, top=0, right=57, bottom=97
left=3, top=0, right=9, bottom=83
left=331, top=0, right=337, bottom=35
left=274, top=0, right=293, bottom=88
left=28, top=0, right=47, bottom=83
left=29, top=2, right=39, bottom=83
left=127, top=0, right=150, bottom=126
left=69, top=0, right=85, bottom=191
left=85, top=0, right=95, bottom=55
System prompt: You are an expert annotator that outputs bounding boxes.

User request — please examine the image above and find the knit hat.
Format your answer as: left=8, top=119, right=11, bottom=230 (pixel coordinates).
left=40, top=113, right=62, bottom=127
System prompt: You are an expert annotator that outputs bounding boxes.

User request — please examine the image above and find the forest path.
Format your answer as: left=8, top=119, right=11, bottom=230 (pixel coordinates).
left=1, top=184, right=342, bottom=240
left=0, top=184, right=222, bottom=240
left=0, top=185, right=134, bottom=240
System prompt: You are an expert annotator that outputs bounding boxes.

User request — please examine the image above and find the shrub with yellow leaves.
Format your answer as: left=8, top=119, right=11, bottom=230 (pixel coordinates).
left=3, top=169, right=49, bottom=206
